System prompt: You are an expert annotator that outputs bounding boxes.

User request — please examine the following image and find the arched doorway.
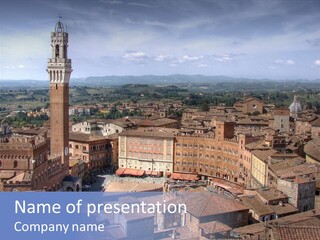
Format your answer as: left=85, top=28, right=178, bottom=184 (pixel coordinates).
left=66, top=187, right=73, bottom=192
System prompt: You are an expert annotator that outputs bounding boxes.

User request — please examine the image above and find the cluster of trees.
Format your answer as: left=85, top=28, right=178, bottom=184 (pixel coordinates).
left=71, top=108, right=143, bottom=124
left=113, top=84, right=187, bottom=100
left=96, top=107, right=143, bottom=120
left=183, top=93, right=238, bottom=109
left=6, top=112, right=48, bottom=128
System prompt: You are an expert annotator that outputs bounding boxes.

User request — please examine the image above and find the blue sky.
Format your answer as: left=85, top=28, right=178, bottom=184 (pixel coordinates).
left=0, top=0, right=319, bottom=80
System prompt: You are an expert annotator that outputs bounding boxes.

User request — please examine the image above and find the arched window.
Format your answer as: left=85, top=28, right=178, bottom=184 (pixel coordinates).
left=63, top=45, right=67, bottom=58
left=0, top=160, right=2, bottom=168
left=13, top=160, right=18, bottom=168
left=55, top=45, right=59, bottom=58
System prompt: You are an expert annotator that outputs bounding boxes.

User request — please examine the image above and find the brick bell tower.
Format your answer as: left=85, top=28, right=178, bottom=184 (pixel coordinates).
left=47, top=19, right=72, bottom=166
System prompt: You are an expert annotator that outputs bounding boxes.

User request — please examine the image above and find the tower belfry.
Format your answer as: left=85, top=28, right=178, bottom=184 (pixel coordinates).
left=47, top=19, right=72, bottom=165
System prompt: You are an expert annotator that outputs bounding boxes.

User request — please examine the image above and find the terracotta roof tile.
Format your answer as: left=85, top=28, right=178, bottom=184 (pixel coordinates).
left=271, top=224, right=320, bottom=240
left=269, top=204, right=298, bottom=216
left=274, top=163, right=318, bottom=179
left=240, top=195, right=274, bottom=216
left=182, top=192, right=248, bottom=217
left=252, top=149, right=278, bottom=162
left=245, top=140, right=271, bottom=150
left=256, top=188, right=288, bottom=202
left=304, top=139, right=320, bottom=162
left=69, top=132, right=109, bottom=142
left=233, top=209, right=320, bottom=237
left=198, top=221, right=232, bottom=234
left=119, top=127, right=178, bottom=138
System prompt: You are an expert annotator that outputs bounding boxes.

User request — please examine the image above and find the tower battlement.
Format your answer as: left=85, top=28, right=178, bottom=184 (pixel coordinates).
left=47, top=58, right=71, bottom=64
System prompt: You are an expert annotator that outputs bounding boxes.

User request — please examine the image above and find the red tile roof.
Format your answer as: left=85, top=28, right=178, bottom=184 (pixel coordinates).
left=198, top=221, right=232, bottom=234
left=182, top=192, right=248, bottom=218
left=271, top=224, right=320, bottom=240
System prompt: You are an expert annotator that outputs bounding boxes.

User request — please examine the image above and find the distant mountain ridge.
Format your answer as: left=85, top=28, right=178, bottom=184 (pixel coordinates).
left=0, top=75, right=319, bottom=88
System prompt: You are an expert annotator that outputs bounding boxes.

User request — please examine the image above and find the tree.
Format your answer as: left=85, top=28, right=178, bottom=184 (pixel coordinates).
left=201, top=102, right=210, bottom=112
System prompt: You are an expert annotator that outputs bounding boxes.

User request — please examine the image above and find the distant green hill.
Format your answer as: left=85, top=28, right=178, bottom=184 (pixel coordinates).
left=1, top=75, right=319, bottom=89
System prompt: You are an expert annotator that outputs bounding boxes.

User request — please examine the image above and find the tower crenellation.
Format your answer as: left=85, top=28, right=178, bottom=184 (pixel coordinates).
left=47, top=20, right=72, bottom=84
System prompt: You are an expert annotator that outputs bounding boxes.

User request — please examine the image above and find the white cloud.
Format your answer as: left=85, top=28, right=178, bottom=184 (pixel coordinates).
left=4, top=64, right=25, bottom=69
left=198, top=64, right=208, bottom=68
left=314, top=59, right=320, bottom=66
left=154, top=55, right=172, bottom=62
left=123, top=51, right=149, bottom=63
left=179, top=55, right=203, bottom=63
left=214, top=54, right=233, bottom=62
left=275, top=59, right=295, bottom=65
left=169, top=63, right=178, bottom=67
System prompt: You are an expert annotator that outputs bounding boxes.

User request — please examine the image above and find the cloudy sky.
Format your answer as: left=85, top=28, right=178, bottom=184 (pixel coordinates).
left=0, top=0, right=320, bottom=80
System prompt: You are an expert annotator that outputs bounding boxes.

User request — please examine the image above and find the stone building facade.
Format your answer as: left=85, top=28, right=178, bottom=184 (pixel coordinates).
left=0, top=128, right=69, bottom=191
left=272, top=109, right=290, bottom=133
left=234, top=97, right=264, bottom=114
left=118, top=128, right=177, bottom=175
left=0, top=129, right=48, bottom=191
left=174, top=121, right=258, bottom=186
left=277, top=178, right=316, bottom=212
left=250, top=149, right=278, bottom=188
left=69, top=132, right=113, bottom=173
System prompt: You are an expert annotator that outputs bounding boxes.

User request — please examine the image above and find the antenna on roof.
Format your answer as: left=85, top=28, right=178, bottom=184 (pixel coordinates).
left=58, top=13, right=63, bottom=22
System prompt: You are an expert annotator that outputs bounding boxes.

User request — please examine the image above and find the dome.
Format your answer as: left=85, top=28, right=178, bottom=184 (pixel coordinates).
left=54, top=20, right=65, bottom=33
left=289, top=102, right=302, bottom=113
left=289, top=96, right=302, bottom=117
